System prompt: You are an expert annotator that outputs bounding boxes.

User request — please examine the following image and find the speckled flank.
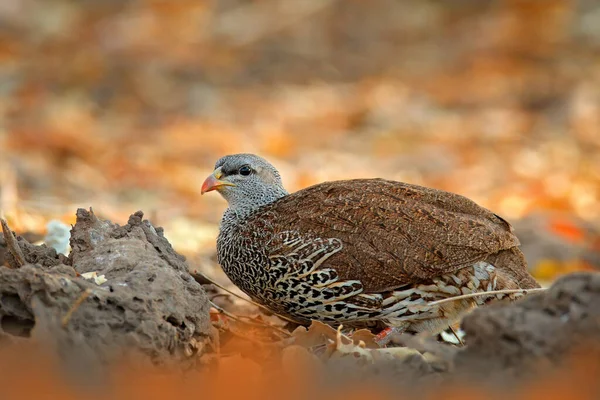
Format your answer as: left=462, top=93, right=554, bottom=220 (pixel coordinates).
left=210, top=154, right=540, bottom=334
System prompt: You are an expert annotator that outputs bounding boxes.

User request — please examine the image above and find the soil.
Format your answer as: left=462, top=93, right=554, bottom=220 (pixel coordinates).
left=0, top=209, right=599, bottom=390
left=456, top=271, right=600, bottom=378
left=0, top=209, right=212, bottom=373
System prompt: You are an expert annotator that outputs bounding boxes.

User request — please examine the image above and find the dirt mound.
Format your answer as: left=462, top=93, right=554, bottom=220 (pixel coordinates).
left=456, top=272, right=600, bottom=379
left=0, top=209, right=212, bottom=372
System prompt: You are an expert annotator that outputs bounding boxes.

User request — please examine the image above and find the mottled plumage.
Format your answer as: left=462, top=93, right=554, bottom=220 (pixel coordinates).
left=202, top=154, right=539, bottom=334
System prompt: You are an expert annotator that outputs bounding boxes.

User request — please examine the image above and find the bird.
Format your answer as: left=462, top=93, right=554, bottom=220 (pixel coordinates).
left=201, top=153, right=540, bottom=340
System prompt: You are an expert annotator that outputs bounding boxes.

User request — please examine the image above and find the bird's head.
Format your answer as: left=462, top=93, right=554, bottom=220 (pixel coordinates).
left=201, top=153, right=288, bottom=212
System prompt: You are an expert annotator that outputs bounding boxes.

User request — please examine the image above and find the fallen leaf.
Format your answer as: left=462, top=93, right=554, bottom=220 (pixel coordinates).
left=80, top=271, right=107, bottom=285
left=350, top=329, right=380, bottom=349
left=291, top=321, right=338, bottom=347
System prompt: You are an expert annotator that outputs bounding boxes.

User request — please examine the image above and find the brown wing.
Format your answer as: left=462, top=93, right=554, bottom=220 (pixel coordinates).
left=245, top=179, right=522, bottom=292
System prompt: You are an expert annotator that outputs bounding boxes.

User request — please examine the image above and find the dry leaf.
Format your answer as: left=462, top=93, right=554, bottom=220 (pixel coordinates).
left=291, top=321, right=338, bottom=347
left=350, top=329, right=380, bottom=349
left=80, top=271, right=107, bottom=285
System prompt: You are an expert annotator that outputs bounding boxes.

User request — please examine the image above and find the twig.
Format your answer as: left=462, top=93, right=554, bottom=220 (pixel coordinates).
left=191, top=270, right=299, bottom=325
left=426, top=287, right=547, bottom=307
left=1, top=218, right=26, bottom=268
left=62, top=288, right=92, bottom=327
left=448, top=325, right=465, bottom=347
left=210, top=293, right=231, bottom=301
left=210, top=300, right=291, bottom=338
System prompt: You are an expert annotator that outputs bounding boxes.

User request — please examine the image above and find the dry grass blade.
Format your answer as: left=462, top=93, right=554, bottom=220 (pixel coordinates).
left=426, top=287, right=547, bottom=307
left=62, top=288, right=92, bottom=327
left=1, top=218, right=26, bottom=268
left=449, top=325, right=464, bottom=346
left=191, top=270, right=299, bottom=324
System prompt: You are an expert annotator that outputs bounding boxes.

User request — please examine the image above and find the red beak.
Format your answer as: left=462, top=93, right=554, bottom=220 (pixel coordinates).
left=201, top=174, right=219, bottom=194
left=201, top=168, right=235, bottom=194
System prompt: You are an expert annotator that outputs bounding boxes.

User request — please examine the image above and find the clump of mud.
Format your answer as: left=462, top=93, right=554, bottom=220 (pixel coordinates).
left=0, top=209, right=212, bottom=371
left=456, top=271, right=600, bottom=378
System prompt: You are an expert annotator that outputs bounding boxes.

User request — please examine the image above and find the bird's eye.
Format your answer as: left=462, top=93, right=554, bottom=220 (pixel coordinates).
left=239, top=165, right=252, bottom=176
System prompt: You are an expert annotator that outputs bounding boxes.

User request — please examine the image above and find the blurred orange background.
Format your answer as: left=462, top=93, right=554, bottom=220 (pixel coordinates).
left=1, top=0, right=599, bottom=280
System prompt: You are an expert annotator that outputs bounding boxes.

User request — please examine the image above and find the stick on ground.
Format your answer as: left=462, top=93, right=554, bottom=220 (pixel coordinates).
left=62, top=288, right=92, bottom=327
left=1, top=218, right=26, bottom=268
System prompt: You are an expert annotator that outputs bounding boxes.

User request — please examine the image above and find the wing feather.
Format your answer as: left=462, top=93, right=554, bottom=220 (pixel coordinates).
left=244, top=179, right=521, bottom=292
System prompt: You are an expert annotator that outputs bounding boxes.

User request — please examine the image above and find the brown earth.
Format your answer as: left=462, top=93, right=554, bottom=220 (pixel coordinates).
left=0, top=209, right=599, bottom=394
left=456, top=271, right=600, bottom=379
left=0, top=209, right=213, bottom=375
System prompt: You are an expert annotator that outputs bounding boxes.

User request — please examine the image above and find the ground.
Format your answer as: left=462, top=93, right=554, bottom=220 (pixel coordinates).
left=1, top=210, right=599, bottom=398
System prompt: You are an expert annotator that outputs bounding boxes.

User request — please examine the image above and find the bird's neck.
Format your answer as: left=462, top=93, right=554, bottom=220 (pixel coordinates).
left=222, top=186, right=288, bottom=221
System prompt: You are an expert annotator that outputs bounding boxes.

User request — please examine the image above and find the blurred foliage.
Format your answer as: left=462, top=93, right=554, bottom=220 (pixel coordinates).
left=0, top=0, right=599, bottom=276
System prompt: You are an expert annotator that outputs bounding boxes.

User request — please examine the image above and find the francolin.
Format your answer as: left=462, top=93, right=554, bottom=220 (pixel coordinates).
left=202, top=154, right=539, bottom=341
